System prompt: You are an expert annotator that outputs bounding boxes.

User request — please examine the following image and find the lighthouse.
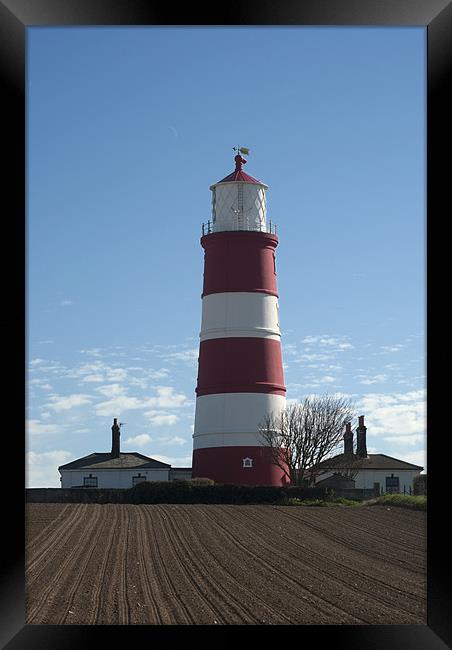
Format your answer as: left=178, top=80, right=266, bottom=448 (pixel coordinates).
left=192, top=150, right=287, bottom=486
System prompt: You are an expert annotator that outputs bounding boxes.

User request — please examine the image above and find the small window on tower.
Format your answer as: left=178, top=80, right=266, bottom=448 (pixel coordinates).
left=243, top=457, right=253, bottom=468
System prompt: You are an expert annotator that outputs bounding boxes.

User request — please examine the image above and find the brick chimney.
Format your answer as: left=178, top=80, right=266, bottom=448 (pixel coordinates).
left=356, top=415, right=367, bottom=458
left=111, top=417, right=120, bottom=457
left=343, top=421, right=354, bottom=454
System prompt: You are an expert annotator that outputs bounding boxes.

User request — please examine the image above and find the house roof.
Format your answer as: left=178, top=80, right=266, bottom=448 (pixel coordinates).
left=58, top=452, right=171, bottom=471
left=312, top=453, right=423, bottom=472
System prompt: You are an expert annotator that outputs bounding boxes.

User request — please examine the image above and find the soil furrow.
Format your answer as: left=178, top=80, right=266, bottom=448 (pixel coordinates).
left=57, top=505, right=106, bottom=624
left=26, top=503, right=87, bottom=580
left=173, top=505, right=303, bottom=624
left=27, top=505, right=101, bottom=623
left=133, top=506, right=163, bottom=624
left=198, top=506, right=365, bottom=624
left=153, top=505, right=231, bottom=623
left=25, top=504, right=70, bottom=549
left=205, top=505, right=424, bottom=624
left=279, top=507, right=426, bottom=569
left=240, top=506, right=425, bottom=620
left=25, top=503, right=427, bottom=625
left=88, top=505, right=120, bottom=624
left=142, top=506, right=196, bottom=624
left=158, top=505, right=270, bottom=624
left=119, top=505, right=131, bottom=624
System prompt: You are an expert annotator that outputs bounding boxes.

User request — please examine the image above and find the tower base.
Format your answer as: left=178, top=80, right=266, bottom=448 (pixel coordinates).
left=192, top=446, right=289, bottom=486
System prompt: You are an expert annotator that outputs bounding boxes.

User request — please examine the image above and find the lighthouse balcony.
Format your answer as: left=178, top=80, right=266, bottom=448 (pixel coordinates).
left=201, top=219, right=277, bottom=236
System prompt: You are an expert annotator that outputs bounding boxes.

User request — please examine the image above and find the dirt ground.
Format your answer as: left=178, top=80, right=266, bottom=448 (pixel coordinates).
left=25, top=503, right=426, bottom=625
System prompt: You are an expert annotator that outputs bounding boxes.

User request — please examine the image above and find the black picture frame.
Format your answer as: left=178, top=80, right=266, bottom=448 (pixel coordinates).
left=2, top=1, right=450, bottom=647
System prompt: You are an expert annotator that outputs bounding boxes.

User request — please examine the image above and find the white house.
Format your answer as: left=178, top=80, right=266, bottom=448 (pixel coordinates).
left=58, top=418, right=192, bottom=488
left=311, top=416, right=424, bottom=495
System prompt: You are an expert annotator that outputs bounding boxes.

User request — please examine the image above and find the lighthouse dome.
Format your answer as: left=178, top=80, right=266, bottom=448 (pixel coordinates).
left=209, top=154, right=269, bottom=233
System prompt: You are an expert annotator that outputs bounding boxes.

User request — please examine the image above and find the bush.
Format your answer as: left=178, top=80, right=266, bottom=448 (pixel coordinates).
left=413, top=474, right=427, bottom=496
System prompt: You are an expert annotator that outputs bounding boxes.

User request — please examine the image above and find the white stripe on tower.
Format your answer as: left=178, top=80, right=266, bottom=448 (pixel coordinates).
left=200, top=292, right=281, bottom=341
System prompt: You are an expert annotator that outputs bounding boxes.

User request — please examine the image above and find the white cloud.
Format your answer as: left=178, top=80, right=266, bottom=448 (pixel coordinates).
left=374, top=344, right=406, bottom=355
left=383, top=434, right=425, bottom=446
left=296, top=353, right=336, bottom=362
left=30, top=379, right=53, bottom=390
left=123, top=433, right=152, bottom=448
left=320, top=375, right=336, bottom=383
left=164, top=348, right=198, bottom=364
left=26, top=450, right=73, bottom=487
left=399, top=449, right=426, bottom=471
left=358, top=389, right=426, bottom=436
left=26, top=419, right=61, bottom=435
left=67, top=361, right=129, bottom=384
left=301, top=335, right=353, bottom=350
left=151, top=454, right=192, bottom=467
left=156, top=435, right=187, bottom=446
left=146, top=386, right=188, bottom=409
left=45, top=393, right=93, bottom=412
left=80, top=348, right=104, bottom=357
left=94, top=395, right=145, bottom=417
left=95, top=383, right=126, bottom=398
left=146, top=413, right=180, bottom=426
left=360, top=374, right=388, bottom=385
left=30, top=358, right=46, bottom=366
left=93, top=385, right=188, bottom=418
left=82, top=374, right=105, bottom=383
left=282, top=343, right=297, bottom=356
left=60, top=300, right=73, bottom=306
left=107, top=368, right=128, bottom=382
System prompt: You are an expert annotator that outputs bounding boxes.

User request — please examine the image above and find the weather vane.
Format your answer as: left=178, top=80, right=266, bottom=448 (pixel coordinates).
left=233, top=145, right=250, bottom=156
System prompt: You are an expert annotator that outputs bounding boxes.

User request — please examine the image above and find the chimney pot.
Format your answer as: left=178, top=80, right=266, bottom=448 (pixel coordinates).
left=356, top=415, right=367, bottom=458
left=343, top=421, right=354, bottom=454
left=111, top=417, right=120, bottom=457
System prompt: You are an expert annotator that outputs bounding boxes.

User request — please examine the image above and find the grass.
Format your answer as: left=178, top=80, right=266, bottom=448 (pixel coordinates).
left=364, top=494, right=427, bottom=511
left=285, top=497, right=361, bottom=507
left=284, top=494, right=426, bottom=510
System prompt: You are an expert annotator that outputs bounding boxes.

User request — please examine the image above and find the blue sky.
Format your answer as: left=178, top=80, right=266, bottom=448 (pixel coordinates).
left=27, top=26, right=426, bottom=487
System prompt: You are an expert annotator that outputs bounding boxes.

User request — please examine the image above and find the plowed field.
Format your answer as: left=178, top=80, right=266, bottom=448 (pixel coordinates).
left=25, top=503, right=426, bottom=625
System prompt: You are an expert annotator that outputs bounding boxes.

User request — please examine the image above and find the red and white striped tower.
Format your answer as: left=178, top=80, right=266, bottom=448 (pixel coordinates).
left=192, top=150, right=287, bottom=486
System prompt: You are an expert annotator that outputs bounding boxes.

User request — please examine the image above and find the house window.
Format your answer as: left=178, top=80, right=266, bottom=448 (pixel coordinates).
left=83, top=474, right=98, bottom=487
left=385, top=475, right=400, bottom=494
left=132, top=474, right=147, bottom=486
left=243, top=457, right=253, bottom=468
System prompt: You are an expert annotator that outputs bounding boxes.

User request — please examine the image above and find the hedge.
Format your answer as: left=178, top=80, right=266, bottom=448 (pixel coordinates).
left=26, top=483, right=328, bottom=504
left=128, top=481, right=327, bottom=504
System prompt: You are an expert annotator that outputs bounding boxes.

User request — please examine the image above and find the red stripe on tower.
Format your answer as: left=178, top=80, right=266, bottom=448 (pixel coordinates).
left=192, top=151, right=288, bottom=486
left=201, top=231, right=279, bottom=297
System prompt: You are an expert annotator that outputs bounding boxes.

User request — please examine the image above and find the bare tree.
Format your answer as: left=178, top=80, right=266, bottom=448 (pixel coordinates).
left=259, top=393, right=355, bottom=486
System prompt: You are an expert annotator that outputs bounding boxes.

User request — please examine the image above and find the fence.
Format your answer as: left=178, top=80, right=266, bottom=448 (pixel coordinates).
left=201, top=219, right=277, bottom=236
